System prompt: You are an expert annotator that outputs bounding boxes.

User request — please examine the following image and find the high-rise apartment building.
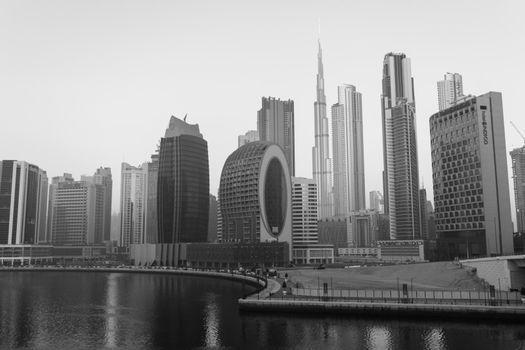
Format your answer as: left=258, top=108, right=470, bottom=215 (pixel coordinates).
left=49, top=173, right=105, bottom=245
left=510, top=146, right=525, bottom=233
left=381, top=52, right=421, bottom=240
left=0, top=160, right=48, bottom=245
left=430, top=92, right=514, bottom=258
left=216, top=198, right=222, bottom=242
left=238, top=130, right=259, bottom=148
left=291, top=177, right=318, bottom=245
left=158, top=116, right=209, bottom=243
left=82, top=167, right=112, bottom=242
left=208, top=194, right=218, bottom=242
left=257, top=97, right=295, bottom=176
left=119, top=163, right=147, bottom=247
left=437, top=73, right=465, bottom=111
left=332, top=84, right=366, bottom=217
left=420, top=188, right=429, bottom=240
left=144, top=153, right=159, bottom=243
left=312, top=40, right=333, bottom=219
left=369, top=190, right=383, bottom=213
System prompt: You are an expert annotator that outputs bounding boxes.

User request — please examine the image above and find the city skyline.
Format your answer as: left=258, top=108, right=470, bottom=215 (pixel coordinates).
left=1, top=0, right=524, bottom=238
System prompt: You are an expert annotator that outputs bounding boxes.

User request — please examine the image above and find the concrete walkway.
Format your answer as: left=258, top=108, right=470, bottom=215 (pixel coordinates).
left=238, top=298, right=525, bottom=321
left=245, top=278, right=281, bottom=300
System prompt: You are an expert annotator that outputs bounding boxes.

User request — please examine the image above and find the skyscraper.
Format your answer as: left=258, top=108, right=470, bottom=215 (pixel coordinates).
left=119, top=163, right=147, bottom=247
left=437, top=73, right=465, bottom=111
left=83, top=167, right=112, bottom=242
left=257, top=97, right=295, bottom=175
left=332, top=84, right=366, bottom=217
left=238, top=130, right=259, bottom=148
left=419, top=188, right=429, bottom=240
left=0, top=160, right=48, bottom=245
left=312, top=40, right=333, bottom=219
left=49, top=173, right=105, bottom=245
left=381, top=52, right=421, bottom=240
left=291, top=177, right=318, bottom=245
left=369, top=190, right=383, bottom=213
left=144, top=153, right=159, bottom=243
left=510, top=146, right=525, bottom=234
left=158, top=116, right=209, bottom=243
left=430, top=92, right=514, bottom=258
left=219, top=141, right=292, bottom=247
left=208, top=194, right=218, bottom=243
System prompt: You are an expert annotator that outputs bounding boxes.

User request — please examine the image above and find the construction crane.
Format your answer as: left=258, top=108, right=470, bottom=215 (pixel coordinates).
left=510, top=121, right=525, bottom=145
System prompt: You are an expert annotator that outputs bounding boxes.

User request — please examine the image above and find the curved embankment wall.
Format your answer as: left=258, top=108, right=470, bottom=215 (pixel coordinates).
left=238, top=298, right=525, bottom=321
left=0, top=267, right=266, bottom=290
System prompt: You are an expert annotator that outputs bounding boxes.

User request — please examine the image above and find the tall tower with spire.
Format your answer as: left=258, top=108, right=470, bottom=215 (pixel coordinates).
left=312, top=39, right=333, bottom=219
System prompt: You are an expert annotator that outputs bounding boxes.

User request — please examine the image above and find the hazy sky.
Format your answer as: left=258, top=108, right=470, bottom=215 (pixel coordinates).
left=1, top=0, right=524, bottom=225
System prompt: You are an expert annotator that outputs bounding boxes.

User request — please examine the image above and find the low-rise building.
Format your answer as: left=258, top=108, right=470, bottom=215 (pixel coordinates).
left=377, top=240, right=425, bottom=262
left=130, top=242, right=290, bottom=268
left=292, top=244, right=334, bottom=265
left=338, top=247, right=379, bottom=258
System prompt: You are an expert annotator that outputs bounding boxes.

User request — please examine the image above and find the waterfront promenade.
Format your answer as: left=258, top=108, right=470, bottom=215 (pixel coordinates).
left=241, top=279, right=525, bottom=321
left=0, top=265, right=266, bottom=291
left=239, top=265, right=525, bottom=321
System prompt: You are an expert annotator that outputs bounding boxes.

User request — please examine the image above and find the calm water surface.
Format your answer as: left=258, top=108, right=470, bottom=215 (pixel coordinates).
left=1, top=271, right=524, bottom=350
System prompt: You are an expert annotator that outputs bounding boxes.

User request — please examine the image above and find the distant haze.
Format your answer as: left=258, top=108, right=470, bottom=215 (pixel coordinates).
left=1, top=0, right=524, bottom=228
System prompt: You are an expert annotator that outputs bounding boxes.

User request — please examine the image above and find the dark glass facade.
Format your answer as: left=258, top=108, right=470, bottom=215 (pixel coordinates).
left=0, top=161, right=47, bottom=245
left=0, top=161, right=15, bottom=244
left=158, top=135, right=209, bottom=243
left=146, top=155, right=159, bottom=243
left=23, top=165, right=40, bottom=244
left=264, top=158, right=286, bottom=236
left=186, top=242, right=290, bottom=268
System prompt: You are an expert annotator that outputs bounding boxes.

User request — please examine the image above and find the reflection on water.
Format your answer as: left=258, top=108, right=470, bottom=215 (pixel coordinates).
left=1, top=271, right=525, bottom=349
left=104, top=273, right=119, bottom=348
left=422, top=328, right=445, bottom=350
left=366, top=326, right=391, bottom=350
left=204, top=292, right=220, bottom=347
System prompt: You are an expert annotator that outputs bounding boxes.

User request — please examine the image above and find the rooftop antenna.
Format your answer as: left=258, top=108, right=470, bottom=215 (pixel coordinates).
left=184, top=113, right=188, bottom=122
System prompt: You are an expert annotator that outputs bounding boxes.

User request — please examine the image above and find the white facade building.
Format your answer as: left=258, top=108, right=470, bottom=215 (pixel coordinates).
left=437, top=72, right=465, bottom=111
left=119, top=163, right=147, bottom=247
left=49, top=173, right=105, bottom=245
left=238, top=130, right=259, bottom=148
left=292, top=177, right=318, bottom=245
left=369, top=190, right=384, bottom=213
left=332, top=84, right=365, bottom=217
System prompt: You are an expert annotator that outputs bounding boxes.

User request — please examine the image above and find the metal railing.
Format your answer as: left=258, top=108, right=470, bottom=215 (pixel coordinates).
left=276, top=286, right=524, bottom=306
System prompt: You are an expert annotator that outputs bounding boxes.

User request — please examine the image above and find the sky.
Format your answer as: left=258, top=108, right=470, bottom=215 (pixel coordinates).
left=1, top=0, right=524, bottom=227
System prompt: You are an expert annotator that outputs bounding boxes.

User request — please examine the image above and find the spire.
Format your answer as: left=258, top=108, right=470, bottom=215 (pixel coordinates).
left=316, top=36, right=325, bottom=103
left=318, top=40, right=323, bottom=71
left=317, top=19, right=323, bottom=77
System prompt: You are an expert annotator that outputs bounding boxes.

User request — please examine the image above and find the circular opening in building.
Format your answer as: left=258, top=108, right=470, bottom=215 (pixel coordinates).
left=264, top=157, right=287, bottom=237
